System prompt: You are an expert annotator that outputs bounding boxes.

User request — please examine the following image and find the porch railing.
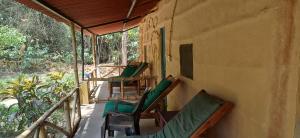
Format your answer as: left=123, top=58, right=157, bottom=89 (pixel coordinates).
left=17, top=88, right=81, bottom=138
left=85, top=65, right=126, bottom=97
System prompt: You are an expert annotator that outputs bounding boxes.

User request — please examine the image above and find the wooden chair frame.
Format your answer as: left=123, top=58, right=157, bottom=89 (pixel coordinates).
left=108, top=62, right=149, bottom=99
left=141, top=75, right=180, bottom=120
left=101, top=90, right=151, bottom=138
left=190, top=101, right=233, bottom=137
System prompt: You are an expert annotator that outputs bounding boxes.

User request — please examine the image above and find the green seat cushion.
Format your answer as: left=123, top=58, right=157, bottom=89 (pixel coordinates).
left=108, top=64, right=138, bottom=83
left=103, top=100, right=136, bottom=117
left=143, top=79, right=172, bottom=110
left=130, top=62, right=148, bottom=77
left=117, top=91, right=224, bottom=138
left=121, top=65, right=138, bottom=77
left=156, top=91, right=223, bottom=138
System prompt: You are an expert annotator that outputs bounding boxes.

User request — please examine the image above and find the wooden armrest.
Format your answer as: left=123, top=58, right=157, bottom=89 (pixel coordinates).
left=97, top=65, right=127, bottom=68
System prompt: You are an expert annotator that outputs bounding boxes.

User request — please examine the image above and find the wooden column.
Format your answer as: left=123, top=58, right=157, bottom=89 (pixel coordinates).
left=121, top=80, right=124, bottom=99
left=92, top=34, right=97, bottom=68
left=38, top=126, right=47, bottom=138
left=81, top=28, right=85, bottom=81
left=91, top=34, right=97, bottom=85
left=71, top=22, right=79, bottom=87
left=71, top=23, right=84, bottom=116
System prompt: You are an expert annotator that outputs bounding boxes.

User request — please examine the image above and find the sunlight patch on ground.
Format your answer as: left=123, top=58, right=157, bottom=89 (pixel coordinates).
left=0, top=99, right=18, bottom=107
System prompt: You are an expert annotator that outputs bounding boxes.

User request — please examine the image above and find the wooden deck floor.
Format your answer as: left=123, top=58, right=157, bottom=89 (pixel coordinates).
left=74, top=81, right=159, bottom=138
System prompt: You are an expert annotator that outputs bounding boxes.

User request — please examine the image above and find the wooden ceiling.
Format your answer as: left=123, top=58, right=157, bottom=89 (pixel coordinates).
left=17, top=0, right=158, bottom=35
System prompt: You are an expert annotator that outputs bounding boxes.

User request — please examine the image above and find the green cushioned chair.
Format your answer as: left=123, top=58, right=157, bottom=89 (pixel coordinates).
left=103, top=77, right=174, bottom=117
left=120, top=65, right=139, bottom=77
left=116, top=90, right=233, bottom=138
left=130, top=62, right=148, bottom=77
left=101, top=90, right=151, bottom=138
left=108, top=62, right=149, bottom=98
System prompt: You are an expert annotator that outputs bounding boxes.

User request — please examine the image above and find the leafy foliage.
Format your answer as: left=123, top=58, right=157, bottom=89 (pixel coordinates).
left=0, top=26, right=26, bottom=61
left=21, top=46, right=49, bottom=72
left=97, top=27, right=139, bottom=64
left=0, top=104, right=21, bottom=137
left=0, top=25, right=26, bottom=48
left=46, top=72, right=74, bottom=98
left=0, top=72, right=74, bottom=136
left=127, top=28, right=139, bottom=61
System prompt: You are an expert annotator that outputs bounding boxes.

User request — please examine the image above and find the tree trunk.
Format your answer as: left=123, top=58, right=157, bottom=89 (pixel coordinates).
left=121, top=31, right=128, bottom=65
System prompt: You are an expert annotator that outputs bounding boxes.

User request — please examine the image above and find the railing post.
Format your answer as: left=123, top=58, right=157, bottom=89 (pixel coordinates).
left=94, top=69, right=97, bottom=84
left=39, top=125, right=47, bottom=138
left=34, top=127, right=40, bottom=138
left=64, top=98, right=72, bottom=134
left=93, top=70, right=96, bottom=87
left=121, top=80, right=124, bottom=99
left=76, top=88, right=81, bottom=119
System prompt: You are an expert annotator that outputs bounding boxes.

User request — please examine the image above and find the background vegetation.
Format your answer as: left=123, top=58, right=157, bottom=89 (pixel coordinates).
left=97, top=28, right=139, bottom=64
left=0, top=0, right=139, bottom=74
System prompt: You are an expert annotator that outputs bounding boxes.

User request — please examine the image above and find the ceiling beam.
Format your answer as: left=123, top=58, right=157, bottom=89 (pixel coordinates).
left=96, top=26, right=139, bottom=37
left=122, top=0, right=137, bottom=30
left=127, top=0, right=137, bottom=18
left=83, top=16, right=141, bottom=29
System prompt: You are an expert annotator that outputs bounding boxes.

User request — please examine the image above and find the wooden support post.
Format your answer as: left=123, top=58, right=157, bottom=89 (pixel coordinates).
left=71, top=22, right=81, bottom=127
left=93, top=71, right=96, bottom=86
left=92, top=34, right=97, bottom=86
left=81, top=28, right=85, bottom=81
left=108, top=82, right=113, bottom=98
left=137, top=81, right=141, bottom=95
left=71, top=22, right=79, bottom=87
left=64, top=98, right=72, bottom=134
left=92, top=34, right=97, bottom=68
left=76, top=89, right=81, bottom=120
left=34, top=127, right=40, bottom=138
left=39, top=126, right=47, bottom=138
left=121, top=80, right=124, bottom=99
left=71, top=93, right=78, bottom=129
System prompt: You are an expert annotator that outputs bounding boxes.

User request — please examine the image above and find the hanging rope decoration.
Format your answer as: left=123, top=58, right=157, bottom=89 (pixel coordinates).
left=168, top=0, right=178, bottom=61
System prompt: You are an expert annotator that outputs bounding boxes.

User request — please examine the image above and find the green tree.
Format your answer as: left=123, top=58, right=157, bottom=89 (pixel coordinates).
left=0, top=25, right=26, bottom=61
left=127, top=28, right=139, bottom=61
left=96, top=28, right=139, bottom=64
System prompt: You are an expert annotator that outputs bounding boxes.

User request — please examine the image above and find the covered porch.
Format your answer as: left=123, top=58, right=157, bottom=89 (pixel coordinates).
left=15, top=0, right=300, bottom=138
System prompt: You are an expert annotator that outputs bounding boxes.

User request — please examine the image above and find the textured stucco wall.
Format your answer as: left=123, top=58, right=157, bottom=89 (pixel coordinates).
left=139, top=0, right=300, bottom=137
